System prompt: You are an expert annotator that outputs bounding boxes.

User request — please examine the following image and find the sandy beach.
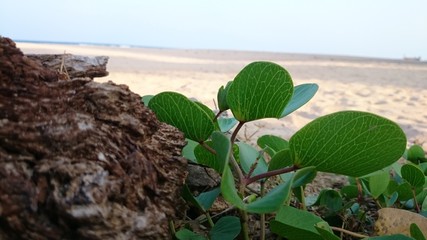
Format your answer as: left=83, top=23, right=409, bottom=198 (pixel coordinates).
left=17, top=42, right=427, bottom=148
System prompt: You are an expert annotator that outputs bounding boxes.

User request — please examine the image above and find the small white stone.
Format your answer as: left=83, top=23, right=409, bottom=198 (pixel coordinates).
left=97, top=152, right=107, bottom=161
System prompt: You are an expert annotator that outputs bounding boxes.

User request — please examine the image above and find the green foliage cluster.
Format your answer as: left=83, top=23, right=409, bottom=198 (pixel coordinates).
left=143, top=61, right=426, bottom=239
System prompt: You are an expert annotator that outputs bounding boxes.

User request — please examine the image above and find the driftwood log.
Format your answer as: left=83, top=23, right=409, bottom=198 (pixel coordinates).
left=0, top=37, right=187, bottom=239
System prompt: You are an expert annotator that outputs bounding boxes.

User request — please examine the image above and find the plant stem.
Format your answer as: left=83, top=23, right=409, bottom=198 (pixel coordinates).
left=299, top=186, right=307, bottom=211
left=205, top=212, right=214, bottom=227
left=238, top=209, right=250, bottom=240
left=356, top=178, right=364, bottom=203
left=246, top=149, right=264, bottom=178
left=412, top=187, right=421, bottom=213
left=231, top=121, right=245, bottom=144
left=260, top=181, right=266, bottom=240
left=213, top=110, right=224, bottom=122
left=330, top=226, right=368, bottom=239
left=229, top=121, right=246, bottom=184
left=230, top=154, right=245, bottom=185
left=229, top=121, right=250, bottom=240
left=244, top=165, right=299, bottom=186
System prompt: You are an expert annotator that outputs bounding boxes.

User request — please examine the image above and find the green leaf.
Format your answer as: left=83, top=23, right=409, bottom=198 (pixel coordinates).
left=268, top=149, right=293, bottom=171
left=216, top=132, right=247, bottom=209
left=227, top=61, right=294, bottom=122
left=407, top=145, right=426, bottom=163
left=237, top=142, right=268, bottom=177
left=193, top=133, right=232, bottom=173
left=410, top=223, right=426, bottom=240
left=385, top=179, right=399, bottom=196
left=386, top=192, right=399, bottom=207
left=313, top=189, right=343, bottom=214
left=141, top=95, right=153, bottom=105
left=221, top=165, right=245, bottom=209
left=196, top=187, right=221, bottom=211
left=419, top=163, right=427, bottom=175
left=194, top=101, right=220, bottom=130
left=368, top=170, right=390, bottom=199
left=422, top=196, right=427, bottom=212
left=217, top=81, right=233, bottom=112
left=397, top=182, right=414, bottom=201
left=194, top=141, right=218, bottom=171
left=257, top=134, right=289, bottom=157
left=246, top=177, right=293, bottom=213
left=315, top=222, right=340, bottom=240
left=290, top=111, right=407, bottom=177
left=212, top=132, right=232, bottom=173
left=281, top=83, right=319, bottom=118
left=148, top=92, right=214, bottom=142
left=182, top=184, right=205, bottom=211
left=217, top=117, right=238, bottom=132
left=271, top=206, right=325, bottom=240
left=416, top=189, right=427, bottom=204
left=401, top=164, right=425, bottom=188
left=292, top=166, right=317, bottom=188
left=340, top=185, right=359, bottom=199
left=182, top=139, right=198, bottom=162
left=175, top=228, right=207, bottom=240
left=209, top=216, right=241, bottom=240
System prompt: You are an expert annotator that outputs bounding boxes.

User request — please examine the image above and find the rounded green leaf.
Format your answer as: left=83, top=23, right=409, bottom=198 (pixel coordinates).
left=246, top=178, right=293, bottom=213
left=209, top=216, right=241, bottom=240
left=315, top=222, right=340, bottom=240
left=217, top=81, right=233, bottom=111
left=196, top=187, right=221, bottom=211
left=268, top=149, right=293, bottom=171
left=212, top=132, right=232, bottom=173
left=176, top=228, right=206, bottom=240
left=221, top=165, right=245, bottom=209
left=313, top=189, right=343, bottom=213
left=410, top=223, right=426, bottom=240
left=227, top=61, right=294, bottom=122
left=368, top=170, right=391, bottom=199
left=397, top=182, right=413, bottom=201
left=422, top=196, right=427, bottom=212
left=148, top=92, right=214, bottom=142
left=141, top=94, right=153, bottom=105
left=194, top=141, right=217, bottom=170
left=401, top=164, right=425, bottom=188
left=217, top=117, right=238, bottom=132
left=271, top=206, right=325, bottom=240
left=340, top=185, right=359, bottom=199
left=407, top=145, right=426, bottom=163
left=290, top=111, right=407, bottom=177
left=281, top=83, right=319, bottom=118
left=257, top=134, right=289, bottom=157
left=292, top=166, right=317, bottom=188
left=182, top=138, right=198, bottom=162
left=237, top=142, right=268, bottom=176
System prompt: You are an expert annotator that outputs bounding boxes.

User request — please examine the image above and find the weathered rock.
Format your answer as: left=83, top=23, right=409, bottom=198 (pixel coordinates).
left=27, top=54, right=109, bottom=79
left=0, top=37, right=187, bottom=239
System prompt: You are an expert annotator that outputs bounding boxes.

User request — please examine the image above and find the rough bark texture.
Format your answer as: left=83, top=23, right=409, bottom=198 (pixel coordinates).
left=0, top=37, right=187, bottom=239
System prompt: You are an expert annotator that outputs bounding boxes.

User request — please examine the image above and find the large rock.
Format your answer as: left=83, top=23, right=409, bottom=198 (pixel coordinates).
left=0, top=37, right=187, bottom=239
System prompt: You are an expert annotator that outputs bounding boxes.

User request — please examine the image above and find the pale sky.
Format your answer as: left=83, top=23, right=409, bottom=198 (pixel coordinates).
left=1, top=0, right=426, bottom=59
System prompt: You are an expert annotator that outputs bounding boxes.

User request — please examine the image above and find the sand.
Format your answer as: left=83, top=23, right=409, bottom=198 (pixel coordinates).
left=17, top=42, right=427, bottom=148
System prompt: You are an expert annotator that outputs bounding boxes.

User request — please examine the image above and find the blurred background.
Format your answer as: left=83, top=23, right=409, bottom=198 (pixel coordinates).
left=1, top=0, right=426, bottom=59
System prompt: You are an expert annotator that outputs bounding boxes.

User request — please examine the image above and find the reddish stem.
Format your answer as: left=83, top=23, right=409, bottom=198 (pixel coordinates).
left=213, top=110, right=224, bottom=122
left=231, top=121, right=245, bottom=144
left=244, top=165, right=299, bottom=186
